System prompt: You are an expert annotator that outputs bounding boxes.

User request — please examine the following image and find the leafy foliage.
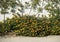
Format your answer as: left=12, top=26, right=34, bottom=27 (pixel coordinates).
left=0, top=0, right=60, bottom=37
left=0, top=14, right=60, bottom=36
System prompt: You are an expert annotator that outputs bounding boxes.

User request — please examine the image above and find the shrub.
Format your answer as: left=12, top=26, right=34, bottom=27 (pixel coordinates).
left=0, top=15, right=60, bottom=37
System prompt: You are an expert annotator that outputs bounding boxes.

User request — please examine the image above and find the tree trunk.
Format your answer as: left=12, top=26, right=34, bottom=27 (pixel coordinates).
left=3, top=14, right=5, bottom=32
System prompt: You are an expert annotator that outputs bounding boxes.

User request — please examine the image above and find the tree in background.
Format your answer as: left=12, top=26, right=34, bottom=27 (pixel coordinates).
left=45, top=0, right=60, bottom=17
left=0, top=0, right=19, bottom=33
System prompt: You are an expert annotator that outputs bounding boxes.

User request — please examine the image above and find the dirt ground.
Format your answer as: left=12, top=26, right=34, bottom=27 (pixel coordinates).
left=0, top=35, right=60, bottom=42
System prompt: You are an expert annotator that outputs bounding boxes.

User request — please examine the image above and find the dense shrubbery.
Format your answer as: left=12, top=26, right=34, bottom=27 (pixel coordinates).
left=0, top=15, right=60, bottom=37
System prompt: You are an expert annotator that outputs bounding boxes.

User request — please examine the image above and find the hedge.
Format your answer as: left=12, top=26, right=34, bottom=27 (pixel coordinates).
left=0, top=15, right=60, bottom=37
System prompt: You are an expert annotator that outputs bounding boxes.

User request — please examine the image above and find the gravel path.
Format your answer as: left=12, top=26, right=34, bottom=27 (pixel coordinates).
left=0, top=35, right=60, bottom=42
